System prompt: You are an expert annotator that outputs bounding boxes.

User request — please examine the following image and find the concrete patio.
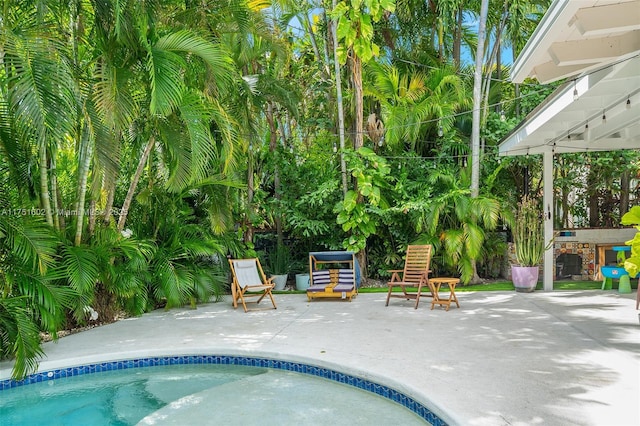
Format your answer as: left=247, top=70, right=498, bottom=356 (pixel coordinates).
left=1, top=290, right=638, bottom=425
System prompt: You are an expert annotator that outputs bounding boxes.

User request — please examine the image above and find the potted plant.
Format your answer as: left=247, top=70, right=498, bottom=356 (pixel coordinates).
left=621, top=207, right=640, bottom=305
left=512, top=196, right=544, bottom=292
left=621, top=206, right=640, bottom=279
left=266, top=243, right=291, bottom=290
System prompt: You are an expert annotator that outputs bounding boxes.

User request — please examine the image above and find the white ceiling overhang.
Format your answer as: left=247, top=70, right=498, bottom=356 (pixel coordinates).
left=500, top=0, right=640, bottom=156
left=500, top=55, right=640, bottom=156
left=511, top=0, right=640, bottom=84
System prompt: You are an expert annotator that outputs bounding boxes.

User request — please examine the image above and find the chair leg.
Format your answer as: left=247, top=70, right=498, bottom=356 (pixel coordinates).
left=385, top=286, right=393, bottom=306
left=232, top=284, right=238, bottom=309
left=238, top=291, right=248, bottom=313
left=267, top=291, right=277, bottom=309
left=414, top=283, right=423, bottom=309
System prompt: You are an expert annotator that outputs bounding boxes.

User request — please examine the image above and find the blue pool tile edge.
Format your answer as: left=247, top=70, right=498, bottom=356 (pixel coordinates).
left=0, top=354, right=446, bottom=425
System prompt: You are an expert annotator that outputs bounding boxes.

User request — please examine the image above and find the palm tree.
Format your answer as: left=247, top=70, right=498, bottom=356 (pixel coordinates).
left=1, top=3, right=78, bottom=228
left=77, top=1, right=239, bottom=233
left=365, top=61, right=468, bottom=156
left=127, top=189, right=228, bottom=309
left=415, top=167, right=509, bottom=284
left=0, top=213, right=77, bottom=379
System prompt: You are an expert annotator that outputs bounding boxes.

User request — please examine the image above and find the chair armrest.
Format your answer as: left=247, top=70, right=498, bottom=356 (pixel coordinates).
left=388, top=271, right=403, bottom=282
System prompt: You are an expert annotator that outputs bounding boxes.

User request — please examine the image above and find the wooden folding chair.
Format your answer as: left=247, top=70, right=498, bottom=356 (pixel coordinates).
left=228, top=258, right=277, bottom=312
left=385, top=245, right=433, bottom=309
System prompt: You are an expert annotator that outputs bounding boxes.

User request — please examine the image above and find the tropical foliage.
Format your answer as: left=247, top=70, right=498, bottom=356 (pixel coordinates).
left=621, top=207, right=640, bottom=278
left=1, top=0, right=639, bottom=381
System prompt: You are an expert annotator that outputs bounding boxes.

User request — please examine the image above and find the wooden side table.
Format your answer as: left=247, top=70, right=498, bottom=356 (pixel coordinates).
left=429, top=278, right=460, bottom=311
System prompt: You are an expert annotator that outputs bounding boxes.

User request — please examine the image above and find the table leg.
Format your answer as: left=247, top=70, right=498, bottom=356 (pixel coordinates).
left=448, top=283, right=460, bottom=310
left=430, top=282, right=442, bottom=310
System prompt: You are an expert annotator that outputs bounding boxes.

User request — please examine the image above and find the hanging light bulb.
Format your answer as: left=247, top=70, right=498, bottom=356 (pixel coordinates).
left=627, top=97, right=631, bottom=110
left=584, top=122, right=590, bottom=139
left=500, top=109, right=506, bottom=122
left=378, top=136, right=384, bottom=147
left=602, top=110, right=606, bottom=124
left=289, top=145, right=294, bottom=153
left=332, top=143, right=337, bottom=153
left=573, top=81, right=579, bottom=101
left=437, top=122, right=444, bottom=137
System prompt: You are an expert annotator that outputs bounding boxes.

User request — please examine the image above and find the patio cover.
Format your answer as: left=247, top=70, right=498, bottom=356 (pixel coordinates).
left=498, top=0, right=640, bottom=290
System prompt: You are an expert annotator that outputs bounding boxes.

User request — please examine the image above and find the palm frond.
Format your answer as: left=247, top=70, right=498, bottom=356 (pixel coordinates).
left=93, top=60, right=138, bottom=133
left=152, top=253, right=190, bottom=308
left=1, top=216, right=57, bottom=274
left=155, top=30, right=235, bottom=89
left=0, top=296, right=44, bottom=380
left=147, top=47, right=186, bottom=116
left=177, top=91, right=218, bottom=184
left=159, top=120, right=192, bottom=192
left=4, top=31, right=77, bottom=147
left=60, top=244, right=100, bottom=296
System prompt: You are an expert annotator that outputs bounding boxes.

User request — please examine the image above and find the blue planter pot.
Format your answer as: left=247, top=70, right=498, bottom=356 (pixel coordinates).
left=295, top=273, right=310, bottom=291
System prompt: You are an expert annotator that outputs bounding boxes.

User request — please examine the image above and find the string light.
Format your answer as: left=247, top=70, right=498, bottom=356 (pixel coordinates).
left=602, top=110, right=606, bottom=124
left=210, top=54, right=636, bottom=143
left=584, top=122, right=589, bottom=139
left=437, top=121, right=444, bottom=137
left=211, top=85, right=557, bottom=141
left=332, top=143, right=337, bottom=153
left=573, top=81, right=579, bottom=101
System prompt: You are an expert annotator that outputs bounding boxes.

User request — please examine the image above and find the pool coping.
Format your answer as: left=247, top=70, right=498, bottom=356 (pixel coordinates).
left=1, top=353, right=446, bottom=425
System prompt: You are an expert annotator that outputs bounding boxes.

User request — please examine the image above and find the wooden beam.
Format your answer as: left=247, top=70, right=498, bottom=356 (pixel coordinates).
left=549, top=31, right=640, bottom=66
left=533, top=61, right=592, bottom=84
left=574, top=1, right=640, bottom=36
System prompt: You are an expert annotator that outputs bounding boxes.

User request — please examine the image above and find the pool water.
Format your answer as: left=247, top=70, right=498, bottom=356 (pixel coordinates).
left=0, top=364, right=427, bottom=425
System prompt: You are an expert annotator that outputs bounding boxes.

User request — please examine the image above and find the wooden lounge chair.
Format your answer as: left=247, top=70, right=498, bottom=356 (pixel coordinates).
left=385, top=245, right=433, bottom=309
left=228, top=258, right=277, bottom=312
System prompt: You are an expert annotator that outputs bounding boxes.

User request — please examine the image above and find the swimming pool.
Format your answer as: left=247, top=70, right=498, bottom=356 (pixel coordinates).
left=0, top=355, right=446, bottom=425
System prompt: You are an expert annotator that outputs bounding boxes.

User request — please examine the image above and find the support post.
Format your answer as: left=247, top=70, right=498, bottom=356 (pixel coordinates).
left=543, top=151, right=554, bottom=291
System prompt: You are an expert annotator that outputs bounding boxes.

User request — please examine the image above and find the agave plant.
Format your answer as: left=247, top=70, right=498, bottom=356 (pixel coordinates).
left=513, top=196, right=544, bottom=267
